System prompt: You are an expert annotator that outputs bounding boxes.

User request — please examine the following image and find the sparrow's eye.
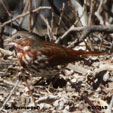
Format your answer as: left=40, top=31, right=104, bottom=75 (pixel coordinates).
left=17, top=36, right=21, bottom=39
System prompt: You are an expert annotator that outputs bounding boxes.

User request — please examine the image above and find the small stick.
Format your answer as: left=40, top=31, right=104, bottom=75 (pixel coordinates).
left=0, top=80, right=19, bottom=112
left=28, top=0, right=32, bottom=32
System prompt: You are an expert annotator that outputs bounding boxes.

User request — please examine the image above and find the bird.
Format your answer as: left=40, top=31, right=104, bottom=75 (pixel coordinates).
left=9, top=31, right=105, bottom=79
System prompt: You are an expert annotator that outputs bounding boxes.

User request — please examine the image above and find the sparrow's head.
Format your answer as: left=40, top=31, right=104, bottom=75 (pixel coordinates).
left=8, top=31, right=43, bottom=51
left=10, top=31, right=35, bottom=46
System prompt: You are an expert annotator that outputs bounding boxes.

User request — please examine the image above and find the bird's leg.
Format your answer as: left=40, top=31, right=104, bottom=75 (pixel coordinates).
left=19, top=68, right=37, bottom=107
left=23, top=76, right=37, bottom=107
left=33, top=77, right=45, bottom=85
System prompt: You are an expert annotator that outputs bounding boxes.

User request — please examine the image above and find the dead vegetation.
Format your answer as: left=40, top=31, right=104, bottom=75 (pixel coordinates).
left=0, top=0, right=113, bottom=113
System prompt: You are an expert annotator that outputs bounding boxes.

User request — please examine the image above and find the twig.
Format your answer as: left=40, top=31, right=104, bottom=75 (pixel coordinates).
left=48, top=0, right=60, bottom=16
left=55, top=6, right=90, bottom=44
left=55, top=25, right=74, bottom=44
left=0, top=80, right=19, bottom=112
left=18, top=0, right=29, bottom=26
left=0, top=0, right=11, bottom=17
left=0, top=78, right=24, bottom=88
left=40, top=14, right=51, bottom=39
left=0, top=6, right=51, bottom=29
left=40, top=14, right=54, bottom=41
left=48, top=0, right=72, bottom=29
left=109, top=95, right=113, bottom=113
left=0, top=48, right=13, bottom=56
left=56, top=24, right=113, bottom=45
left=95, top=0, right=104, bottom=25
left=88, top=0, right=94, bottom=26
left=36, top=95, right=60, bottom=104
left=28, top=0, right=32, bottom=32
left=0, top=27, right=4, bottom=48
left=50, top=12, right=54, bottom=37
left=102, top=2, right=113, bottom=17
left=66, top=64, right=88, bottom=75
left=67, top=25, right=113, bottom=47
left=55, top=3, right=65, bottom=34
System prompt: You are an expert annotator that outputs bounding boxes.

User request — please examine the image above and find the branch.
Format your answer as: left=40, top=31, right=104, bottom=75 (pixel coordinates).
left=0, top=0, right=11, bottom=17
left=56, top=24, right=113, bottom=46
left=0, top=6, right=51, bottom=29
left=28, top=0, right=32, bottom=32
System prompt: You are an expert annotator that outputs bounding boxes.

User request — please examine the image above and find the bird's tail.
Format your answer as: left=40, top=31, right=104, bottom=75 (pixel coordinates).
left=68, top=49, right=106, bottom=58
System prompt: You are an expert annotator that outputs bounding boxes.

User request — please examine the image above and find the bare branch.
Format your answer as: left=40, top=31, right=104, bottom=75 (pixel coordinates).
left=95, top=0, right=104, bottom=25
left=28, top=0, right=32, bottom=32
left=56, top=24, right=113, bottom=46
left=0, top=6, right=51, bottom=29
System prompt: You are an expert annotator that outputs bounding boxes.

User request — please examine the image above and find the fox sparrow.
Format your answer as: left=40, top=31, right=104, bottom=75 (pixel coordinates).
left=10, top=31, right=105, bottom=79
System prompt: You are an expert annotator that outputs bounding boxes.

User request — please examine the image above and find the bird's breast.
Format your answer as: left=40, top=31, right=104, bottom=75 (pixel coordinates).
left=16, top=45, right=49, bottom=68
